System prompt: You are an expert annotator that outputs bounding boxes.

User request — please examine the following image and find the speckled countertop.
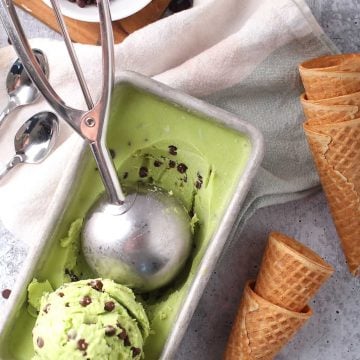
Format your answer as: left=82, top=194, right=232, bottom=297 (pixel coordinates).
left=0, top=1, right=359, bottom=359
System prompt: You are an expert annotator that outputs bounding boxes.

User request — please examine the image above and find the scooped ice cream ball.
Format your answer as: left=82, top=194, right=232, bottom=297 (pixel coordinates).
left=32, top=279, right=149, bottom=359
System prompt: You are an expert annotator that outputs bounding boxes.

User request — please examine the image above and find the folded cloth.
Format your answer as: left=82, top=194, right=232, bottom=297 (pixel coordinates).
left=0, top=0, right=337, bottom=253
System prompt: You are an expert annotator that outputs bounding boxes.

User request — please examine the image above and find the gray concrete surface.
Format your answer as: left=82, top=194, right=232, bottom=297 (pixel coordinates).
left=0, top=1, right=359, bottom=359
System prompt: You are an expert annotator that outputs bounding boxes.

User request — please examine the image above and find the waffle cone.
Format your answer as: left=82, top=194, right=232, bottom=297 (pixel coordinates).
left=300, top=93, right=360, bottom=124
left=300, top=54, right=360, bottom=72
left=254, top=232, right=333, bottom=312
left=224, top=281, right=312, bottom=360
left=299, top=54, right=360, bottom=100
left=303, top=119, right=360, bottom=275
left=298, top=69, right=360, bottom=100
left=301, top=90, right=360, bottom=106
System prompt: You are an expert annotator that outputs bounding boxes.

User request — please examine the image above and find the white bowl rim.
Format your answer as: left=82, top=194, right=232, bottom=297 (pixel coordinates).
left=42, top=0, right=153, bottom=23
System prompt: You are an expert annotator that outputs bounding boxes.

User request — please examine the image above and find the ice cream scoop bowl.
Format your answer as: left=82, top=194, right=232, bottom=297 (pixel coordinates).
left=82, top=185, right=192, bottom=292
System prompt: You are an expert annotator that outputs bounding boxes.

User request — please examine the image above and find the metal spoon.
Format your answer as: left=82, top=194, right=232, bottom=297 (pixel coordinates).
left=0, top=111, right=59, bottom=180
left=0, top=0, right=192, bottom=292
left=0, top=49, right=49, bottom=129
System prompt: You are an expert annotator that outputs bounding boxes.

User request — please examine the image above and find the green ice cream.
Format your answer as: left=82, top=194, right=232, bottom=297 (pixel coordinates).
left=1, top=83, right=251, bottom=359
left=32, top=279, right=149, bottom=360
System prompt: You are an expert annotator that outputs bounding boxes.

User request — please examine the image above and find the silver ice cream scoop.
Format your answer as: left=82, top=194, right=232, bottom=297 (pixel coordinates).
left=0, top=0, right=192, bottom=292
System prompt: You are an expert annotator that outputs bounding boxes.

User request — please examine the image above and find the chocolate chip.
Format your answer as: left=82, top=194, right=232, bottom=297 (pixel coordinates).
left=43, top=304, right=51, bottom=314
left=77, top=339, right=88, bottom=351
left=79, top=296, right=92, bottom=307
left=177, top=163, right=188, bottom=174
left=124, top=335, right=131, bottom=347
left=195, top=173, right=203, bottom=189
left=65, top=302, right=70, bottom=307
left=154, top=160, right=163, bottom=167
left=65, top=268, right=79, bottom=282
left=71, top=274, right=79, bottom=282
left=37, top=337, right=44, bottom=348
left=109, top=149, right=116, bottom=159
left=76, top=0, right=86, bottom=7
left=104, top=301, right=115, bottom=312
left=169, top=0, right=193, bottom=12
left=1, top=289, right=11, bottom=299
left=105, top=325, right=116, bottom=336
left=123, top=172, right=129, bottom=179
left=168, top=160, right=176, bottom=168
left=88, top=280, right=103, bottom=292
left=139, top=166, right=148, bottom=178
left=58, top=292, right=64, bottom=297
left=131, top=347, right=141, bottom=358
left=117, top=326, right=127, bottom=340
left=168, top=145, right=177, bottom=155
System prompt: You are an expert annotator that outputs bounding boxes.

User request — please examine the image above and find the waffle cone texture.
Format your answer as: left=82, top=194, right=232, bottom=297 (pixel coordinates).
left=224, top=232, right=332, bottom=359
left=299, top=53, right=360, bottom=276
left=254, top=232, right=334, bottom=312
left=299, top=54, right=360, bottom=100
left=224, top=281, right=312, bottom=360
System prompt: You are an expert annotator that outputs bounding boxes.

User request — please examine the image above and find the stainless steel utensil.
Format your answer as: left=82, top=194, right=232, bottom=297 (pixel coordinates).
left=0, top=0, right=192, bottom=292
left=0, top=111, right=59, bottom=180
left=83, top=184, right=192, bottom=291
left=0, top=49, right=48, bottom=128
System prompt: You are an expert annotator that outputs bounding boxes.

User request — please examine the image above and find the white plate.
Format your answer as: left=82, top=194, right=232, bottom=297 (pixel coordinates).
left=42, top=0, right=152, bottom=23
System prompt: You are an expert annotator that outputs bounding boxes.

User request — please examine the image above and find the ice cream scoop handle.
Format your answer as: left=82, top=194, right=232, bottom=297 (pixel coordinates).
left=89, top=141, right=125, bottom=204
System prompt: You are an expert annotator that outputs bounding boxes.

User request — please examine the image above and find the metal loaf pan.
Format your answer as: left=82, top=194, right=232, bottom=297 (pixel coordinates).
left=0, top=71, right=264, bottom=359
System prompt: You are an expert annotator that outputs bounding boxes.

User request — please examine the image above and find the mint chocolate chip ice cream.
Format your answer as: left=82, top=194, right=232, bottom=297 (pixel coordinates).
left=1, top=84, right=252, bottom=360
left=32, top=279, right=149, bottom=359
